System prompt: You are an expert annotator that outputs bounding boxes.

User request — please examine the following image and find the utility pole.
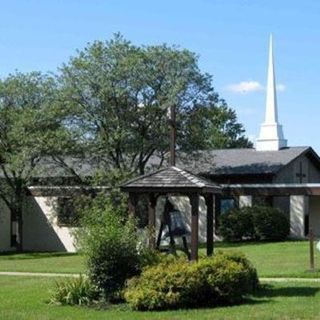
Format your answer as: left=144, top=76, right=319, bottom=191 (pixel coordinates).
left=169, top=105, right=176, bottom=166
left=309, top=228, right=315, bottom=272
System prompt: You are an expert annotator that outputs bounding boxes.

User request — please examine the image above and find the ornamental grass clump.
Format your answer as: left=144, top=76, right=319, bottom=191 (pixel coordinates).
left=50, top=275, right=100, bottom=306
left=124, top=251, right=258, bottom=311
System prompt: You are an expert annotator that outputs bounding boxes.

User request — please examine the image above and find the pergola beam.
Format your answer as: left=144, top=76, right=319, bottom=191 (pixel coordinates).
left=205, top=194, right=214, bottom=256
left=128, top=193, right=138, bottom=216
left=190, top=194, right=199, bottom=261
left=148, top=194, right=157, bottom=249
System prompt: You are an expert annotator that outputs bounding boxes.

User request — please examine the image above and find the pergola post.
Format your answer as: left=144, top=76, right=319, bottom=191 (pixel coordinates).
left=148, top=193, right=157, bottom=249
left=190, top=194, right=199, bottom=261
left=205, top=194, right=214, bottom=256
left=128, top=193, right=138, bottom=216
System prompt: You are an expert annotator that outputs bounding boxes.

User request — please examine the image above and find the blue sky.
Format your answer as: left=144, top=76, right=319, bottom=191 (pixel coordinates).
left=0, top=1, right=319, bottom=151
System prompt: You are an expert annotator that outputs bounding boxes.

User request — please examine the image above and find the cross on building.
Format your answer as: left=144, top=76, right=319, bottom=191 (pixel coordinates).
left=296, top=162, right=306, bottom=183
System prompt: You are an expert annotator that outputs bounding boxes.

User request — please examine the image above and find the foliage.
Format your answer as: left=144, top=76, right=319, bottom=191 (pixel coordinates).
left=0, top=72, right=63, bottom=250
left=218, top=207, right=255, bottom=242
left=252, top=206, right=290, bottom=241
left=58, top=33, right=252, bottom=175
left=179, top=104, right=252, bottom=151
left=75, top=189, right=157, bottom=300
left=124, top=251, right=258, bottom=311
left=50, top=275, right=100, bottom=306
left=0, top=34, right=253, bottom=250
left=218, top=206, right=290, bottom=242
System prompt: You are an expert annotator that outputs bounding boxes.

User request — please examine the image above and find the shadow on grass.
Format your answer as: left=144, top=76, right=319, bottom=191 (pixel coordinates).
left=211, top=240, right=307, bottom=249
left=181, top=284, right=318, bottom=311
left=190, top=284, right=320, bottom=312
left=256, top=284, right=320, bottom=298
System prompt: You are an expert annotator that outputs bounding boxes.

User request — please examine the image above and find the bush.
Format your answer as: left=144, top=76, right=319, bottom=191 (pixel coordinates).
left=252, top=206, right=290, bottom=241
left=218, top=207, right=254, bottom=241
left=50, top=275, right=100, bottom=306
left=218, top=205, right=290, bottom=242
left=75, top=191, right=158, bottom=301
left=124, top=252, right=258, bottom=310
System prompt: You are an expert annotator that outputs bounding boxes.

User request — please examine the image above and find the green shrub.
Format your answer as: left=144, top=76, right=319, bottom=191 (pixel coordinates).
left=218, top=205, right=289, bottom=242
left=85, top=212, right=140, bottom=299
left=252, top=206, right=290, bottom=241
left=76, top=190, right=160, bottom=300
left=50, top=275, right=100, bottom=306
left=218, top=207, right=254, bottom=241
left=124, top=251, right=258, bottom=310
left=75, top=192, right=157, bottom=300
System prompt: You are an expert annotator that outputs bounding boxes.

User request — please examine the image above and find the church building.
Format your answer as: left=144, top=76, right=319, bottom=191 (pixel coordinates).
left=0, top=36, right=319, bottom=253
left=177, top=35, right=320, bottom=239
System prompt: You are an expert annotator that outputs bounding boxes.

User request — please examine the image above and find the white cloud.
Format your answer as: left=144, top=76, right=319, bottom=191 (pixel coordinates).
left=226, top=81, right=264, bottom=94
left=238, top=107, right=257, bottom=116
left=225, top=81, right=286, bottom=94
left=277, top=83, right=286, bottom=92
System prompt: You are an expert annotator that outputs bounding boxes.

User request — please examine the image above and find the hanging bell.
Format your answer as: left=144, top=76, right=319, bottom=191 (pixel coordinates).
left=164, top=210, right=190, bottom=238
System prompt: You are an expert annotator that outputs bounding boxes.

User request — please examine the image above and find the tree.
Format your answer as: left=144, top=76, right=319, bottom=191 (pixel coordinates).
left=59, top=34, right=251, bottom=175
left=179, top=101, right=253, bottom=151
left=0, top=72, right=63, bottom=250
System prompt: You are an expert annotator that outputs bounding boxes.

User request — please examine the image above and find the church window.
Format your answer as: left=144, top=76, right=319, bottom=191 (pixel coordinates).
left=57, top=197, right=80, bottom=227
left=220, top=198, right=237, bottom=214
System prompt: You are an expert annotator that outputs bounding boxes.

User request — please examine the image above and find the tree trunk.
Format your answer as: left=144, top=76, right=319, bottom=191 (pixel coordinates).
left=11, top=194, right=24, bottom=252
left=16, top=209, right=23, bottom=252
left=139, top=162, right=145, bottom=175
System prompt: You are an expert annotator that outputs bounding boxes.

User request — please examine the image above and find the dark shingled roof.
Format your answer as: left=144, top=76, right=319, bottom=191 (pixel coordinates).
left=174, top=147, right=314, bottom=176
left=121, top=166, right=221, bottom=193
left=9, top=146, right=316, bottom=182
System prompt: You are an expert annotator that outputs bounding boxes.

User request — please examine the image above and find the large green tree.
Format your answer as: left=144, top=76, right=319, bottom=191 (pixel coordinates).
left=59, top=34, right=251, bottom=175
left=0, top=72, right=65, bottom=250
left=179, top=101, right=252, bottom=151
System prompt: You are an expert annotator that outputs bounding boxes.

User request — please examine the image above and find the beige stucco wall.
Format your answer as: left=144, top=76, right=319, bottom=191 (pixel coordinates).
left=0, top=200, right=14, bottom=252
left=290, top=195, right=308, bottom=238
left=239, top=195, right=252, bottom=208
left=23, top=196, right=77, bottom=252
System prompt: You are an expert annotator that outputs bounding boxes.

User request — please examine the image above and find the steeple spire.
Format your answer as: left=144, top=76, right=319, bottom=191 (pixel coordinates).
left=265, top=34, right=278, bottom=123
left=256, top=35, right=287, bottom=151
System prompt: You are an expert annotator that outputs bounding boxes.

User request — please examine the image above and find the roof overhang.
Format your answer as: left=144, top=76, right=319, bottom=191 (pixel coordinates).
left=221, top=183, right=320, bottom=196
left=121, top=186, right=221, bottom=195
left=121, top=166, right=221, bottom=195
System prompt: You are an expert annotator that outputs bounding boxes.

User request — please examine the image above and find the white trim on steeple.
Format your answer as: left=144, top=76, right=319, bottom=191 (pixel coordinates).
left=256, top=34, right=287, bottom=151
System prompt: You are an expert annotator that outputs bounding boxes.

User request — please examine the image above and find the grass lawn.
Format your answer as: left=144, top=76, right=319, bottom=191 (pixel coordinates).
left=212, top=241, right=320, bottom=278
left=0, top=241, right=319, bottom=278
left=0, top=276, right=320, bottom=320
left=0, top=252, right=85, bottom=274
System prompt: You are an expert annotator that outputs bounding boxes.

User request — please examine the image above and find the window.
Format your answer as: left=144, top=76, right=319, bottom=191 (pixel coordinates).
left=215, top=197, right=237, bottom=233
left=57, top=197, right=80, bottom=227
left=220, top=198, right=237, bottom=214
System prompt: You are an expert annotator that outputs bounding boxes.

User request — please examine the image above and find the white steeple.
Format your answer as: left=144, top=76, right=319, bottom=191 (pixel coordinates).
left=256, top=35, right=287, bottom=151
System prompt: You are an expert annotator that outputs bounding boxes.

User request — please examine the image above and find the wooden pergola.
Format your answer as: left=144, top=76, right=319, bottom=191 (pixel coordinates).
left=121, top=166, right=221, bottom=261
